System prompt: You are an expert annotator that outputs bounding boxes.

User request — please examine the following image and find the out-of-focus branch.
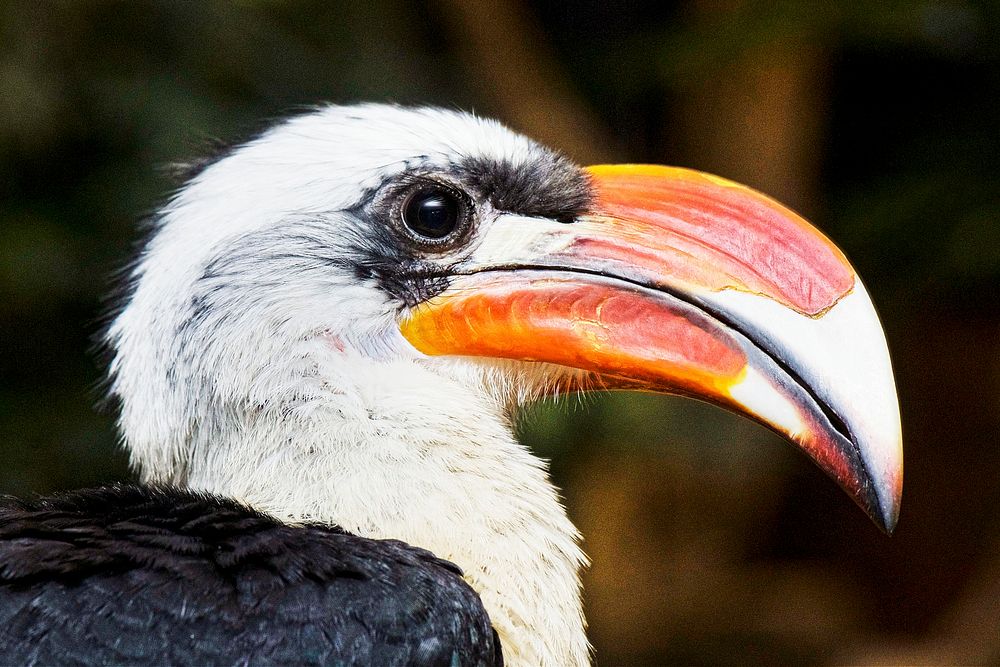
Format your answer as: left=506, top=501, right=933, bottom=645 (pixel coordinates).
left=431, top=0, right=615, bottom=164
left=670, top=0, right=828, bottom=217
left=671, top=25, right=827, bottom=215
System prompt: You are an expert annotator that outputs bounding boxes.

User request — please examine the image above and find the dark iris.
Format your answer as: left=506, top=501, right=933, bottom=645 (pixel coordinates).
left=402, top=188, right=461, bottom=240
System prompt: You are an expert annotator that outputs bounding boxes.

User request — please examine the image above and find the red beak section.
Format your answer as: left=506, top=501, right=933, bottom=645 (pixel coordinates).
left=400, top=165, right=903, bottom=533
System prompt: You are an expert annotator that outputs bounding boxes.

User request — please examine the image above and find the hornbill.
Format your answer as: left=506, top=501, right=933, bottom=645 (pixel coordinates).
left=0, top=104, right=902, bottom=666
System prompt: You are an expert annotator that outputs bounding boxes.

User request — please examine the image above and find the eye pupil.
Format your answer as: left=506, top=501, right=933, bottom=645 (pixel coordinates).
left=403, top=189, right=461, bottom=240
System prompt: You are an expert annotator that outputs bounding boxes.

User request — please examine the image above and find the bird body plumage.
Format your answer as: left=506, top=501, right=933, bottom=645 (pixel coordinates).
left=0, top=485, right=502, bottom=666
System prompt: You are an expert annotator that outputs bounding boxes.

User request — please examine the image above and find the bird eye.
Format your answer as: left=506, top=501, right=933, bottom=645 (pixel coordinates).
left=401, top=187, right=464, bottom=241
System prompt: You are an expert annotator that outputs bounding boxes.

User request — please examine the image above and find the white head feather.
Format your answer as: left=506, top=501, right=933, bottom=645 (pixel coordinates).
left=106, top=104, right=591, bottom=667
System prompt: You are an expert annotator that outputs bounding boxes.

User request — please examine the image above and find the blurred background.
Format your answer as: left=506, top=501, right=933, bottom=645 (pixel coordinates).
left=1, top=1, right=998, bottom=664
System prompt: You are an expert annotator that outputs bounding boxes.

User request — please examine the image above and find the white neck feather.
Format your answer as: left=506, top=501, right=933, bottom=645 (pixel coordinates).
left=163, top=353, right=590, bottom=667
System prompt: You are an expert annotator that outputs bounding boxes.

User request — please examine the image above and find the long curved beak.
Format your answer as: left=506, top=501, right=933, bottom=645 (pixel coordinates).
left=400, top=165, right=903, bottom=533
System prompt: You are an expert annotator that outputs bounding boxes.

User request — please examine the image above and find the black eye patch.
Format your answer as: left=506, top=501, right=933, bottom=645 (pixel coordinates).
left=456, top=151, right=592, bottom=223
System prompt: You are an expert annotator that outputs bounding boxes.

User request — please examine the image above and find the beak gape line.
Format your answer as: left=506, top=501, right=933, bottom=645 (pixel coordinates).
left=401, top=164, right=903, bottom=533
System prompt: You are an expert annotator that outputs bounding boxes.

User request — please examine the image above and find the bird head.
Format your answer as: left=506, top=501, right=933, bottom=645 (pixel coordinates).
left=106, top=103, right=902, bottom=534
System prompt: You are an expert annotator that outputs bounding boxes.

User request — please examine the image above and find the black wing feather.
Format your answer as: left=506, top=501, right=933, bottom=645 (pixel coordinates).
left=0, top=485, right=502, bottom=666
